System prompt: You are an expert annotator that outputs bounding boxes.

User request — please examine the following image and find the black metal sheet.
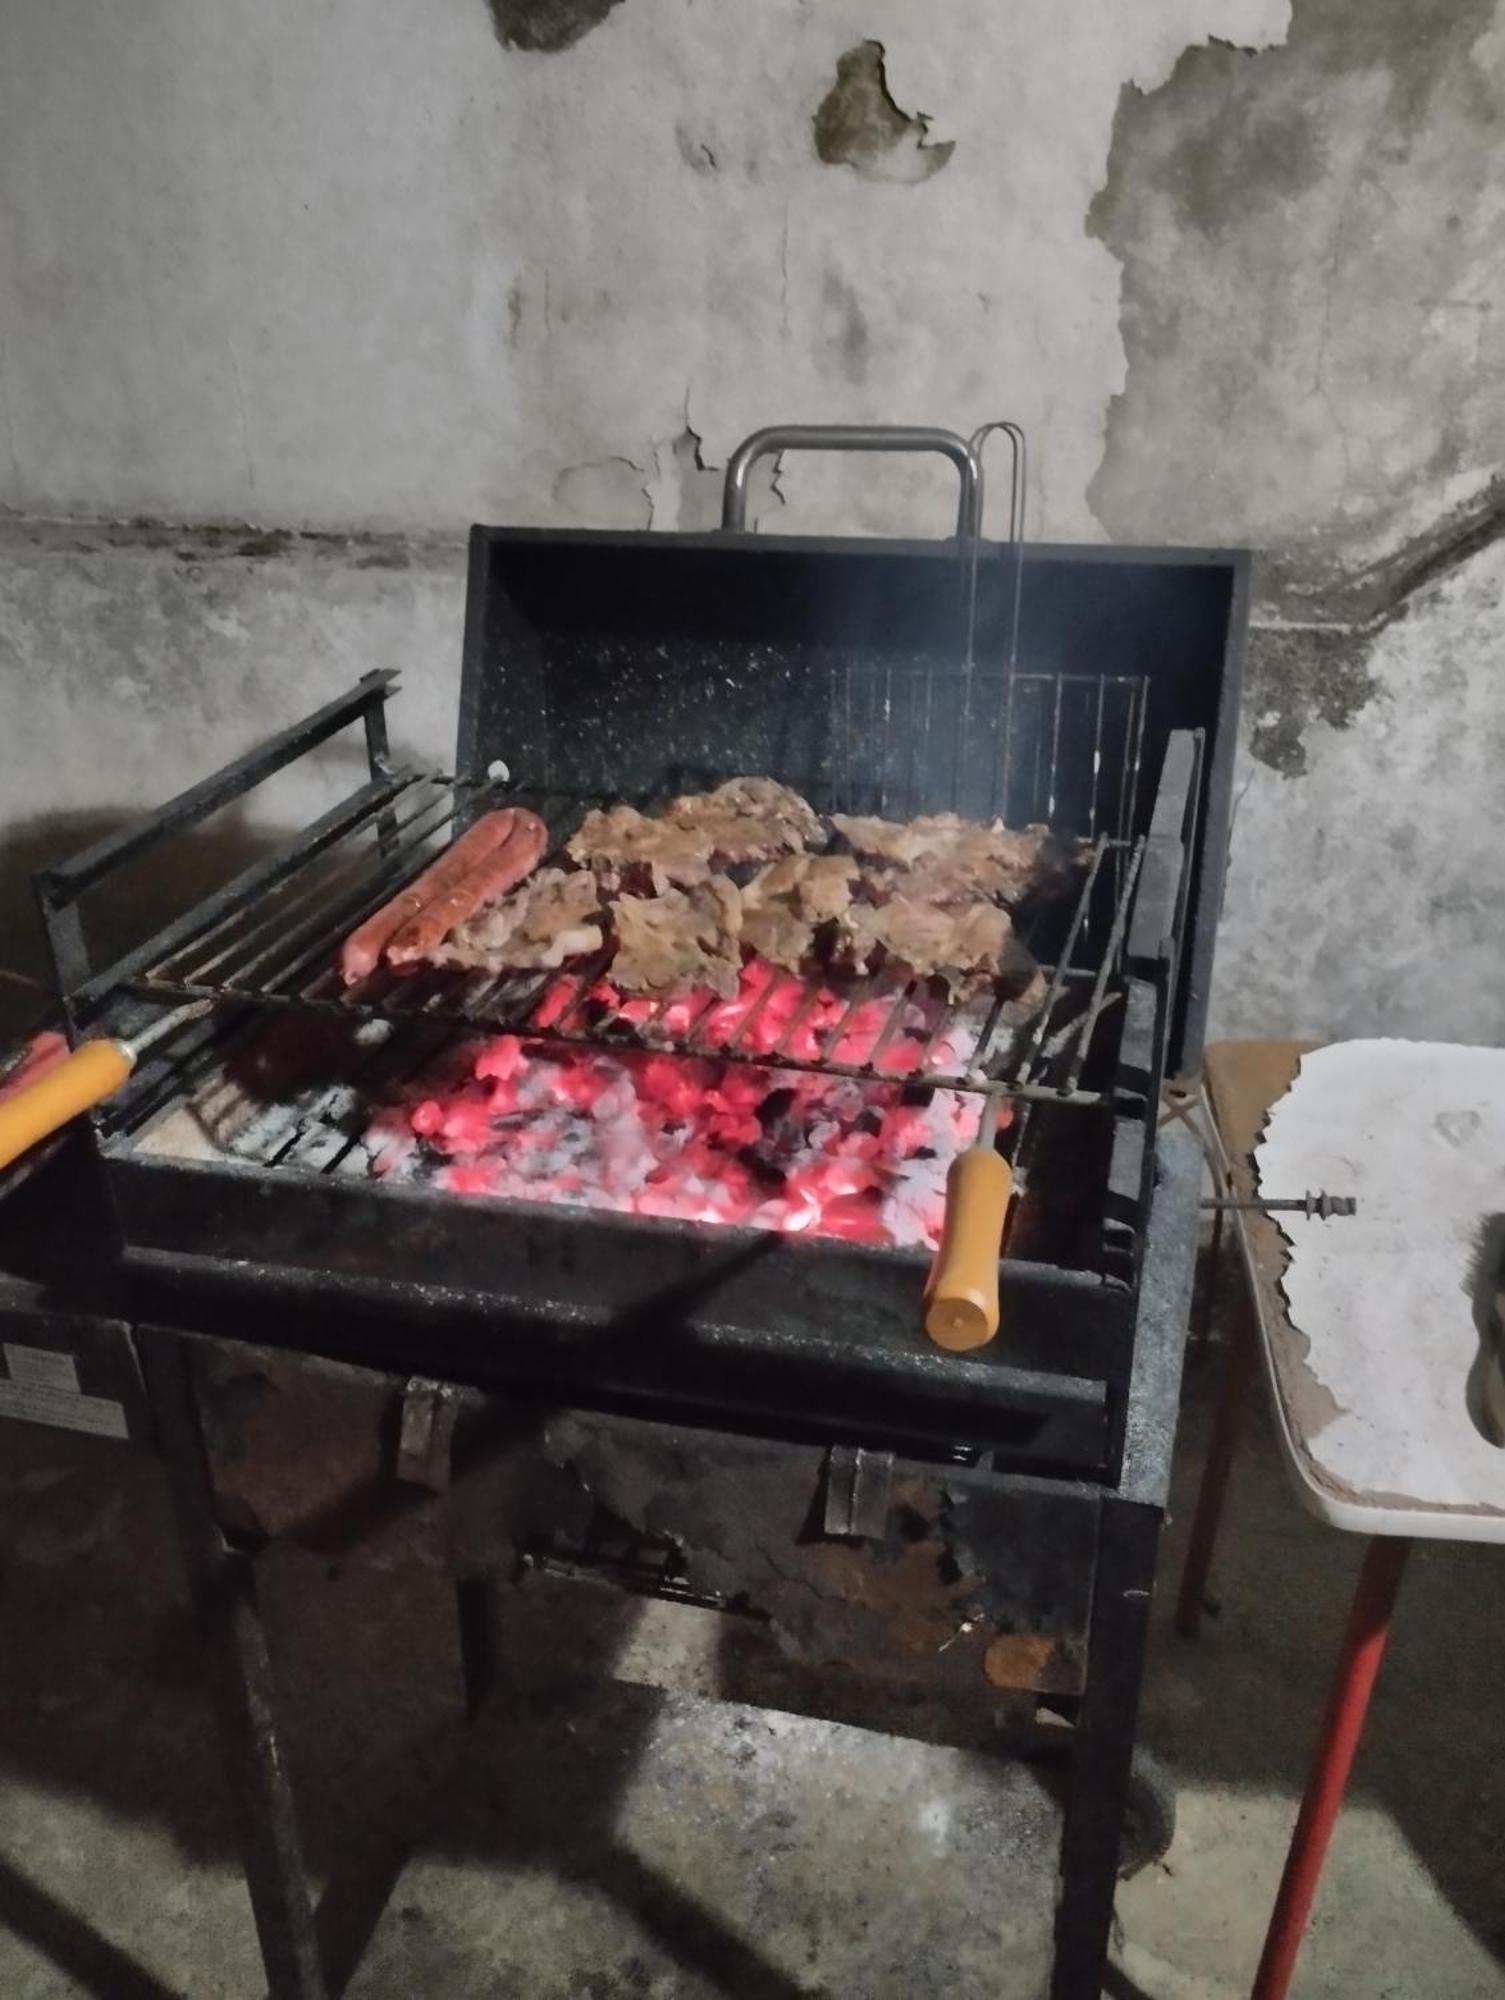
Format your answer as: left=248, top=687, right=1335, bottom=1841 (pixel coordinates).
left=457, top=530, right=1247, bottom=1074
left=103, top=1144, right=1125, bottom=1463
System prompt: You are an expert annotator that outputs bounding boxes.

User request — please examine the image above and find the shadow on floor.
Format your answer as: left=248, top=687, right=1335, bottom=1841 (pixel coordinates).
left=1146, top=1261, right=1505, bottom=1973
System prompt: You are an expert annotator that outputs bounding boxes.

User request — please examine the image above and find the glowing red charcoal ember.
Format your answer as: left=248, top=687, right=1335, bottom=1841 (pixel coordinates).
left=877, top=1102, right=933, bottom=1155
left=698, top=970, right=768, bottom=1047
left=819, top=1191, right=891, bottom=1244
left=475, top=1035, right=526, bottom=1083
left=430, top=1093, right=497, bottom=1154
left=532, top=978, right=581, bottom=1031
left=656, top=991, right=714, bottom=1037
left=875, top=1037, right=927, bottom=1077
left=376, top=993, right=996, bottom=1251
left=554, top=1059, right=617, bottom=1113
left=829, top=998, right=894, bottom=1066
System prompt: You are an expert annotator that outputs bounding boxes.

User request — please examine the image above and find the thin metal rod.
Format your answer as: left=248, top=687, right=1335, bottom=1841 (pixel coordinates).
left=226, top=786, right=506, bottom=1004
left=721, top=969, right=789, bottom=1054
left=1046, top=671, right=1064, bottom=823
left=124, top=970, right=1113, bottom=1109
left=1062, top=836, right=1145, bottom=1096
left=163, top=779, right=457, bottom=987
left=880, top=659, right=895, bottom=816
left=1121, top=678, right=1149, bottom=843
left=309, top=1022, right=463, bottom=1177
left=1003, top=835, right=1110, bottom=1088
left=863, top=982, right=918, bottom=1073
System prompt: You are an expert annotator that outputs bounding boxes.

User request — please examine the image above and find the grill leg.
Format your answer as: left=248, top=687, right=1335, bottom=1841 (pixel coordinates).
left=143, top=1332, right=328, bottom=2000
left=1050, top=1500, right=1160, bottom=2000
left=1174, top=1301, right=1258, bottom=1638
left=1192, top=1199, right=1226, bottom=1355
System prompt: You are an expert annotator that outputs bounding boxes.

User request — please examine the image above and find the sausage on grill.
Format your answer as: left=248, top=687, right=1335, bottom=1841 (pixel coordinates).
left=384, top=810, right=550, bottom=967
left=339, top=809, right=516, bottom=985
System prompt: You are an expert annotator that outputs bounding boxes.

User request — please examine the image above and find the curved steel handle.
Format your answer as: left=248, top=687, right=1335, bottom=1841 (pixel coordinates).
left=721, top=425, right=983, bottom=538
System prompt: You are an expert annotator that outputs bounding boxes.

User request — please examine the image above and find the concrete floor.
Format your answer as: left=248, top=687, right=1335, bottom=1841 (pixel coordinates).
left=2, top=1271, right=1504, bottom=1999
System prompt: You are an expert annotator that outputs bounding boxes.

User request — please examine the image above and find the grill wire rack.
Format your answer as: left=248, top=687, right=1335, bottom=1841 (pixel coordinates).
left=104, top=664, right=1148, bottom=1146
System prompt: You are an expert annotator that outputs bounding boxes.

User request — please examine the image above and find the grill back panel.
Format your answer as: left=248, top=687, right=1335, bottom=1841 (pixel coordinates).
left=458, top=530, right=1247, bottom=1072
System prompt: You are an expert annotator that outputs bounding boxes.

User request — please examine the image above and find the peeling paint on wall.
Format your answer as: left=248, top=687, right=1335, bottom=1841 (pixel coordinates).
left=485, top=0, right=626, bottom=54
left=812, top=42, right=955, bottom=184
left=1089, top=0, right=1505, bottom=592
left=645, top=426, right=721, bottom=533
left=1243, top=626, right=1382, bottom=777
left=553, top=456, right=652, bottom=528
left=1261, top=472, right=1505, bottom=630
left=1213, top=536, right=1505, bottom=1044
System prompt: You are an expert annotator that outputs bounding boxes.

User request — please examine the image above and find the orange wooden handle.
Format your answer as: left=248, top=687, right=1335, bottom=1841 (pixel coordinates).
left=924, top=1147, right=1013, bottom=1351
left=0, top=1040, right=134, bottom=1172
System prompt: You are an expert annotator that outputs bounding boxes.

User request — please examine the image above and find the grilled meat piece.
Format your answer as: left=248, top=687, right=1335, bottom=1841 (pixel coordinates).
left=740, top=854, right=859, bottom=973
left=839, top=896, right=1044, bottom=1003
left=570, top=779, right=823, bottom=888
left=662, top=777, right=825, bottom=864
left=566, top=805, right=715, bottom=888
left=438, top=868, right=606, bottom=973
left=830, top=811, right=1075, bottom=906
left=611, top=877, right=744, bottom=999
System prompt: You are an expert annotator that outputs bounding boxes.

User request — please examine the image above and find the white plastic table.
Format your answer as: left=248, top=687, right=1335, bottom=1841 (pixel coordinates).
left=1173, top=1040, right=1505, bottom=2000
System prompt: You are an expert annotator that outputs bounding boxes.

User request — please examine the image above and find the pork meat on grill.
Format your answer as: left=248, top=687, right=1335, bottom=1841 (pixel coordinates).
left=829, top=811, right=1077, bottom=906
left=437, top=868, right=606, bottom=973
left=566, top=805, right=716, bottom=889
left=610, top=876, right=744, bottom=999
left=738, top=853, right=860, bottom=973
left=569, top=779, right=823, bottom=889
left=838, top=896, right=1045, bottom=1003
left=663, top=777, right=825, bottom=859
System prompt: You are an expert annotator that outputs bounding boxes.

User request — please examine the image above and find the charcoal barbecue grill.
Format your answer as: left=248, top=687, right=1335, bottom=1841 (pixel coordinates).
left=9, top=424, right=1248, bottom=1998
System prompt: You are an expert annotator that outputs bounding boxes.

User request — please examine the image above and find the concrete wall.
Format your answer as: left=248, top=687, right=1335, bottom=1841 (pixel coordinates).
left=2, top=1, right=1503, bottom=1044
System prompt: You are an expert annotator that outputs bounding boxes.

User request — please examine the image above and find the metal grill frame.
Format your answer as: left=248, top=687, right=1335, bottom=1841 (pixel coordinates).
left=29, top=527, right=1235, bottom=1444
left=104, top=735, right=1148, bottom=1119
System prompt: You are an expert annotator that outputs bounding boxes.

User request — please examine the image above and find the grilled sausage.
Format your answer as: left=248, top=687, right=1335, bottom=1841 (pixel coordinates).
left=384, top=810, right=550, bottom=966
left=339, top=809, right=516, bottom=985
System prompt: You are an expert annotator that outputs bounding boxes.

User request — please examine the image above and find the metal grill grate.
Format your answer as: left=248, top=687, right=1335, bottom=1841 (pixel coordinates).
left=115, top=670, right=1149, bottom=1112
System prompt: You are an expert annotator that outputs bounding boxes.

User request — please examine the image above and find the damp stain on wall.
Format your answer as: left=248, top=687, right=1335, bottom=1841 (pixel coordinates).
left=485, top=0, right=626, bottom=54
left=1086, top=0, right=1505, bottom=588
left=813, top=42, right=954, bottom=184
left=1243, top=625, right=1383, bottom=778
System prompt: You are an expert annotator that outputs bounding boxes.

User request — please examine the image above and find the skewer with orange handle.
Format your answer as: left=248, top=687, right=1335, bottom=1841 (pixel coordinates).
left=924, top=1093, right=1013, bottom=1351
left=0, top=1004, right=209, bottom=1174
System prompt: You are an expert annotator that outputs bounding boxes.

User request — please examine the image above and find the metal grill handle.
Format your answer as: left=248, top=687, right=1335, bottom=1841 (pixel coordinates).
left=720, top=425, right=983, bottom=538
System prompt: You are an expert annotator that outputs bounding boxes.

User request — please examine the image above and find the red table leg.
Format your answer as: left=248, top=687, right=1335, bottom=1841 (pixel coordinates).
left=1174, top=1304, right=1259, bottom=1638
left=1251, top=1535, right=1411, bottom=2000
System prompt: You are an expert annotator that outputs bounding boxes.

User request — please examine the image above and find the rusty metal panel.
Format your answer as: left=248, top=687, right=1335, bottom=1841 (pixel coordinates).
left=153, top=1331, right=452, bottom=1555
left=452, top=1405, right=1097, bottom=1697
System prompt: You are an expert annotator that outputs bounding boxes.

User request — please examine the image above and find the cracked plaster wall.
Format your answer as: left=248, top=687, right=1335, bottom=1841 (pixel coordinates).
left=2, top=0, right=1502, bottom=1042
